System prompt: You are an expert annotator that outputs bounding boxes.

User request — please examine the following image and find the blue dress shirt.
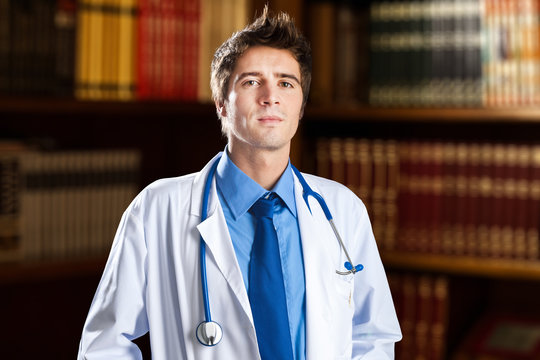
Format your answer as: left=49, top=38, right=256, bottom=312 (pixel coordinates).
left=215, top=150, right=306, bottom=360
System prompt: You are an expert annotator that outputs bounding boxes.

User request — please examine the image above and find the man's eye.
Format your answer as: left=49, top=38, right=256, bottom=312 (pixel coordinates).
left=280, top=81, right=293, bottom=88
left=243, top=80, right=258, bottom=86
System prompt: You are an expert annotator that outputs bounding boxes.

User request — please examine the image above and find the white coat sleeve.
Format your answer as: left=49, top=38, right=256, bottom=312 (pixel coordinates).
left=78, top=194, right=149, bottom=360
left=350, top=198, right=402, bottom=359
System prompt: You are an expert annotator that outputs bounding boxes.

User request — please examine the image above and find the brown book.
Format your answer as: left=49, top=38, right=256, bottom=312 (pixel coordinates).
left=308, top=1, right=336, bottom=104
left=399, top=274, right=418, bottom=360
left=513, top=144, right=531, bottom=259
left=357, top=138, right=372, bottom=215
left=431, top=276, right=449, bottom=360
left=477, top=143, right=495, bottom=258
left=343, top=138, right=360, bottom=196
left=397, top=140, right=415, bottom=252
left=384, top=140, right=399, bottom=251
left=440, top=142, right=458, bottom=255
left=371, top=139, right=387, bottom=246
left=329, top=137, right=345, bottom=185
left=463, top=143, right=482, bottom=257
left=315, top=137, right=330, bottom=179
left=414, top=275, right=433, bottom=360
left=528, top=145, right=540, bottom=260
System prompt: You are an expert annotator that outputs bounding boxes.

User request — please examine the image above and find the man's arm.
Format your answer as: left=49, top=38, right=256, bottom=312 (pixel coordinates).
left=78, top=197, right=149, bottom=360
left=350, top=200, right=402, bottom=358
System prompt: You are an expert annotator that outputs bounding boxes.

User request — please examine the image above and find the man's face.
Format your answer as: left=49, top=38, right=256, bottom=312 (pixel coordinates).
left=219, top=46, right=304, bottom=154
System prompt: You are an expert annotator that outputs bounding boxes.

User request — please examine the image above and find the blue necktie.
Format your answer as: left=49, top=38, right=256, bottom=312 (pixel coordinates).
left=249, top=193, right=294, bottom=360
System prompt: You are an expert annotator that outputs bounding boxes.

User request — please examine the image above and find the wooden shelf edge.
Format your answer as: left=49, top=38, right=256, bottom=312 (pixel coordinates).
left=0, top=97, right=216, bottom=117
left=381, top=251, right=540, bottom=281
left=305, top=106, right=540, bottom=123
left=0, top=257, right=107, bottom=285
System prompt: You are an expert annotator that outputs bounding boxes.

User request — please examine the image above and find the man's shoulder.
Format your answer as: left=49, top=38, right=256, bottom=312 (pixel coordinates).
left=144, top=172, right=197, bottom=194
left=132, top=172, right=198, bottom=208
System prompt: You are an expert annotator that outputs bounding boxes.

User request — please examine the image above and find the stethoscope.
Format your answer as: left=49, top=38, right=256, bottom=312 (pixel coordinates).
left=195, top=155, right=364, bottom=347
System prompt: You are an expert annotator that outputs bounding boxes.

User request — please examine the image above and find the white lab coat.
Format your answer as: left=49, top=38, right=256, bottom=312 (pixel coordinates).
left=78, top=153, right=402, bottom=360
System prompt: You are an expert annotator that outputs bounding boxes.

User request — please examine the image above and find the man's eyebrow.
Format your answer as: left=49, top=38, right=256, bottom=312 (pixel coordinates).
left=278, top=73, right=301, bottom=84
left=236, top=72, right=301, bottom=84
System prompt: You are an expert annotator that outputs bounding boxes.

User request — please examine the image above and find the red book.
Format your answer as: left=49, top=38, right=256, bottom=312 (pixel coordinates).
left=182, top=0, right=200, bottom=100
left=463, top=143, right=482, bottom=257
left=440, top=142, right=458, bottom=255
left=476, top=143, right=494, bottom=258
left=513, top=144, right=531, bottom=259
left=136, top=0, right=153, bottom=99
left=159, top=0, right=176, bottom=99
left=397, top=140, right=414, bottom=252
left=527, top=145, right=540, bottom=260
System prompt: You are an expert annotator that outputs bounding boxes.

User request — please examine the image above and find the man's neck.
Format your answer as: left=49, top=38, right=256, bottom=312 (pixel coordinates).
left=227, top=143, right=290, bottom=190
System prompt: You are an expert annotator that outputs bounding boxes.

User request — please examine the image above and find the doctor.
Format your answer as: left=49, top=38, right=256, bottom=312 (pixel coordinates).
left=78, top=6, right=401, bottom=360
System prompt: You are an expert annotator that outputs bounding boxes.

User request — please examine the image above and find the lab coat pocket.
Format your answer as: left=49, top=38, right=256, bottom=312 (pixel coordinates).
left=331, top=273, right=354, bottom=358
left=334, top=272, right=354, bottom=303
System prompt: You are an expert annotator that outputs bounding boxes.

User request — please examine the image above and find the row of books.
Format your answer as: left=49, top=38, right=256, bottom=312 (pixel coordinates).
left=315, top=137, right=540, bottom=261
left=369, top=0, right=540, bottom=107
left=0, top=144, right=140, bottom=262
left=0, top=0, right=248, bottom=101
left=307, top=0, right=540, bottom=107
left=0, top=0, right=74, bottom=96
left=388, top=272, right=449, bottom=360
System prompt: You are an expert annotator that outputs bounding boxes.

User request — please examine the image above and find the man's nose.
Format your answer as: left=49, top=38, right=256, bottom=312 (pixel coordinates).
left=259, top=84, right=280, bottom=105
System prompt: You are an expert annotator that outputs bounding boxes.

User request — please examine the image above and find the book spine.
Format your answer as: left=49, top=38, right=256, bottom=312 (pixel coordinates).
left=117, top=0, right=136, bottom=100
left=462, top=0, right=482, bottom=106
left=308, top=0, right=336, bottom=105
left=54, top=0, right=77, bottom=97
left=75, top=0, right=90, bottom=99
left=0, top=152, right=21, bottom=262
left=183, top=0, right=200, bottom=100
left=334, top=2, right=360, bottom=105
left=528, top=145, right=540, bottom=260
left=136, top=0, right=151, bottom=99
left=160, top=0, right=175, bottom=99
left=172, top=0, right=183, bottom=99
left=513, top=144, right=531, bottom=259
left=0, top=0, right=10, bottom=94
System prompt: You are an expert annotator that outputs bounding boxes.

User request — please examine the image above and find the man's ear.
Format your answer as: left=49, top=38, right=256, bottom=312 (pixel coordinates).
left=216, top=101, right=227, bottom=118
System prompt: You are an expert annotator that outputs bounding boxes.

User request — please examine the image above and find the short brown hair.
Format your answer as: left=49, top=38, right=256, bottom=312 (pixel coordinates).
left=210, top=6, right=312, bottom=110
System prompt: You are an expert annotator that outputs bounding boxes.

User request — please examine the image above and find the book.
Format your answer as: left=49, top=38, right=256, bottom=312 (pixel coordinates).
left=307, top=0, right=336, bottom=105
left=54, top=0, right=77, bottom=97
left=453, top=313, right=540, bottom=360
left=0, top=0, right=10, bottom=93
left=116, top=0, right=136, bottom=100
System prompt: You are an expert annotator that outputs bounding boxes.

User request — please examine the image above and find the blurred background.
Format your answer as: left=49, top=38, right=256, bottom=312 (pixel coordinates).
left=1, top=0, right=540, bottom=358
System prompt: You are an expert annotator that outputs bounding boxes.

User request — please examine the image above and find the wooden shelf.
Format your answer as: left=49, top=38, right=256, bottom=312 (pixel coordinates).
left=382, top=251, right=540, bottom=281
left=0, top=257, right=107, bottom=285
left=305, top=105, right=540, bottom=124
left=0, top=97, right=216, bottom=117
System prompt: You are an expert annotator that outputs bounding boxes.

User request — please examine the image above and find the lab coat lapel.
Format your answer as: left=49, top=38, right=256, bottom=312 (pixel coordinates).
left=294, top=174, right=336, bottom=360
left=192, top=155, right=253, bottom=324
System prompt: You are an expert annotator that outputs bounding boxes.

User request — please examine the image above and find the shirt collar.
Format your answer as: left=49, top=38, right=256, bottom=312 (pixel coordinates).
left=215, top=148, right=297, bottom=220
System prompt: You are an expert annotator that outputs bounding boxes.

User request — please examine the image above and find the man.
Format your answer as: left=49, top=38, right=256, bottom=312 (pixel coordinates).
left=78, top=7, right=401, bottom=360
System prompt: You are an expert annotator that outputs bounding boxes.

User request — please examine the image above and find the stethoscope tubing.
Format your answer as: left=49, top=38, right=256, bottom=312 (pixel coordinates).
left=197, top=155, right=362, bottom=346
left=199, top=157, right=220, bottom=324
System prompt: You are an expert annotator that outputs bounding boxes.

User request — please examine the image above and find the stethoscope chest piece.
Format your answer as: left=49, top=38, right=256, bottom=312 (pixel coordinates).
left=196, top=321, right=223, bottom=346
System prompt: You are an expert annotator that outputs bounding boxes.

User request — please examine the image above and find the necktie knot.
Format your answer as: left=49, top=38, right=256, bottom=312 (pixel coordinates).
left=249, top=194, right=277, bottom=219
